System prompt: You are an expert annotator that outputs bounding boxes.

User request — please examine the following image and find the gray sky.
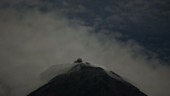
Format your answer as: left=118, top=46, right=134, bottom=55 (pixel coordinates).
left=0, top=1, right=170, bottom=96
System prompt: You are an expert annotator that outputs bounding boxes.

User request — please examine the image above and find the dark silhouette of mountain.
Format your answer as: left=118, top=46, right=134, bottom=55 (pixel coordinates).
left=27, top=59, right=147, bottom=96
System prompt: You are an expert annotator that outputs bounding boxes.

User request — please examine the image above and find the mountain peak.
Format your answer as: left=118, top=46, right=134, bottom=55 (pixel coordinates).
left=27, top=60, right=147, bottom=96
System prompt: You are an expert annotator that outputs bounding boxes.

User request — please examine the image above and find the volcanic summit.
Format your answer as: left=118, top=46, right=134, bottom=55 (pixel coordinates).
left=27, top=58, right=147, bottom=96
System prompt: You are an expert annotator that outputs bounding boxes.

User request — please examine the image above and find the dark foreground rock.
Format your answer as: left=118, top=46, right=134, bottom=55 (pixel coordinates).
left=27, top=62, right=147, bottom=96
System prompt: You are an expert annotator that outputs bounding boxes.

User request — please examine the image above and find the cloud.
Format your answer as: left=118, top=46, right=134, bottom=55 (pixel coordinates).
left=0, top=1, right=170, bottom=96
left=105, top=0, right=170, bottom=22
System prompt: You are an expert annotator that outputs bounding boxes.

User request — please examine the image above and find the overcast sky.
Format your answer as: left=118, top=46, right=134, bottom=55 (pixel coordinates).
left=0, top=0, right=170, bottom=96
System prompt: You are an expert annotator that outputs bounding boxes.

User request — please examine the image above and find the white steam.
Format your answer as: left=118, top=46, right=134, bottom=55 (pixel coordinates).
left=0, top=8, right=170, bottom=96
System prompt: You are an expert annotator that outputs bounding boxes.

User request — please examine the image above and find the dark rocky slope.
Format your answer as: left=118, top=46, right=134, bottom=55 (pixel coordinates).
left=27, top=60, right=147, bottom=96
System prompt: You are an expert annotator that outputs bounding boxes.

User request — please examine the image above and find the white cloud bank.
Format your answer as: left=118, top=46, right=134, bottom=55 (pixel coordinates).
left=0, top=7, right=170, bottom=96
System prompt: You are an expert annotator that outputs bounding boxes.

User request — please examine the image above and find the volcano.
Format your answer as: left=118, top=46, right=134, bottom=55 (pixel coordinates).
left=27, top=59, right=147, bottom=96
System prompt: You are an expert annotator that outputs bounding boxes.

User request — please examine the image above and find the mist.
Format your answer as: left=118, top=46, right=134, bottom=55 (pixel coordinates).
left=0, top=7, right=170, bottom=96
